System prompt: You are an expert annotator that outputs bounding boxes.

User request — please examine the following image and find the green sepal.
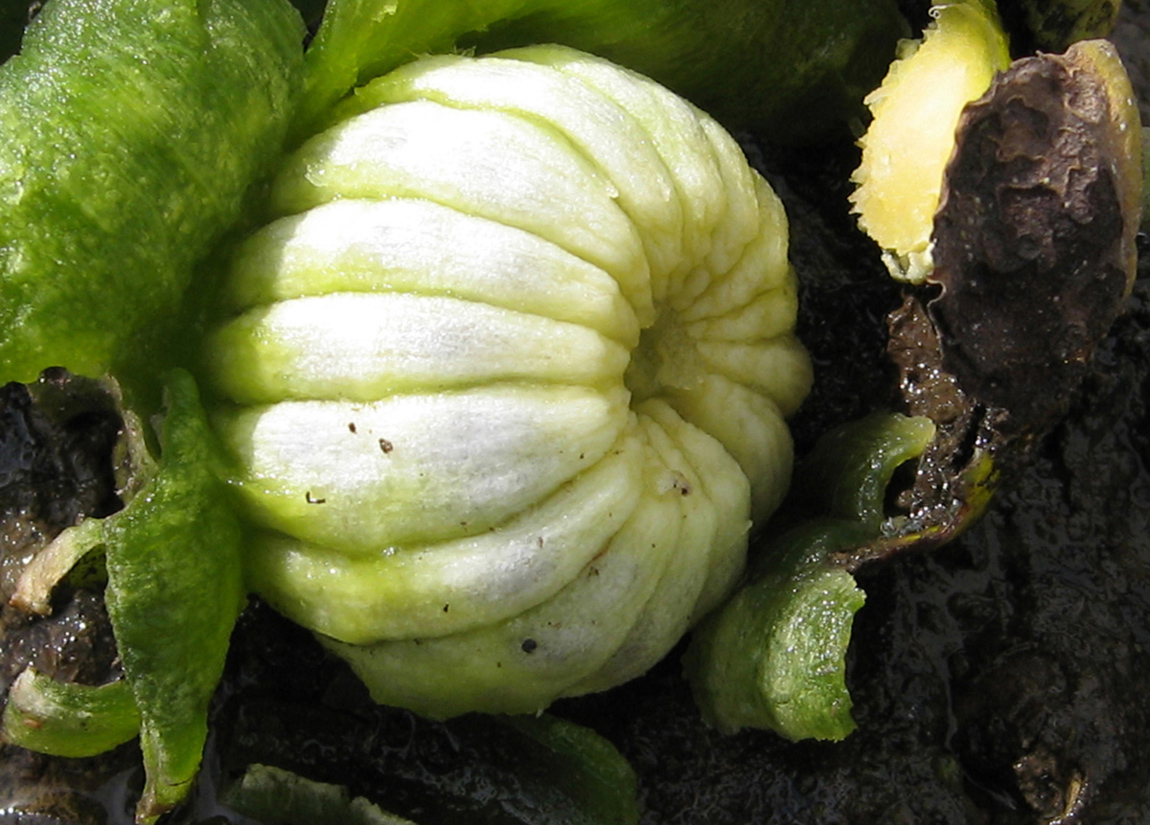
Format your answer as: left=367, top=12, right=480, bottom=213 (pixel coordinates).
left=1, top=667, right=141, bottom=758
left=790, top=410, right=937, bottom=530
left=102, top=369, right=246, bottom=824
left=686, top=411, right=936, bottom=740
left=222, top=764, right=418, bottom=825
left=499, top=713, right=641, bottom=825
left=2, top=370, right=242, bottom=820
left=223, top=714, right=639, bottom=825
left=685, top=519, right=869, bottom=740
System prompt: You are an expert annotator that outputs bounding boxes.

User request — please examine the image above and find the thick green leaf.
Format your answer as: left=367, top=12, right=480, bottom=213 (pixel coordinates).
left=296, top=0, right=907, bottom=142
left=0, top=0, right=305, bottom=385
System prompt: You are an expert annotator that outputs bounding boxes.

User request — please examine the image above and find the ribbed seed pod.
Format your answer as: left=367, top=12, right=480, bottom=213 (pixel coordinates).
left=203, top=45, right=811, bottom=718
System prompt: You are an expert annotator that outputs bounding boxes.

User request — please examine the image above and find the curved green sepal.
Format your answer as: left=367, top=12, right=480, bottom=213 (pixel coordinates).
left=220, top=714, right=639, bottom=825
left=10, top=516, right=107, bottom=616
left=686, top=411, right=938, bottom=739
left=297, top=0, right=525, bottom=134
left=685, top=520, right=869, bottom=740
left=103, top=370, right=245, bottom=824
left=222, top=764, right=417, bottom=825
left=790, top=410, right=936, bottom=530
left=1, top=667, right=141, bottom=759
left=500, top=713, right=641, bottom=825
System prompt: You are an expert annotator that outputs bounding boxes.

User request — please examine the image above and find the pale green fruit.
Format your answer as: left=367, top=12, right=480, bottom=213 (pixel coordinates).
left=203, top=45, right=811, bottom=718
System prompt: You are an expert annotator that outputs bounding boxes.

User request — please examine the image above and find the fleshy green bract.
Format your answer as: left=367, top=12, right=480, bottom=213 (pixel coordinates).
left=0, top=0, right=305, bottom=385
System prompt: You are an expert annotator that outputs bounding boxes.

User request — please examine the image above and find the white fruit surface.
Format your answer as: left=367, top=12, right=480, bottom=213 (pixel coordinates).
left=204, top=45, right=811, bottom=717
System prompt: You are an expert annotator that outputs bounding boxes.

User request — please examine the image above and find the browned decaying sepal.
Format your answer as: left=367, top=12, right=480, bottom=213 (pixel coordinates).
left=851, top=40, right=1142, bottom=569
left=927, top=39, right=1142, bottom=435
